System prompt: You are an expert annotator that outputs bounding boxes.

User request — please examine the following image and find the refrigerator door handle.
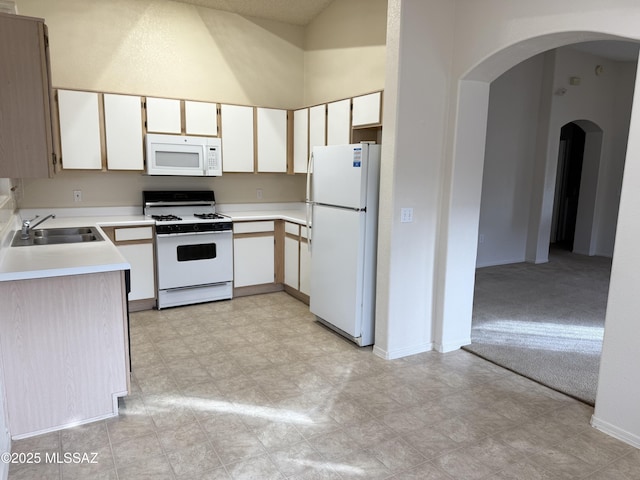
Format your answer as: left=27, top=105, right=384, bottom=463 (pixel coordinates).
left=306, top=151, right=314, bottom=253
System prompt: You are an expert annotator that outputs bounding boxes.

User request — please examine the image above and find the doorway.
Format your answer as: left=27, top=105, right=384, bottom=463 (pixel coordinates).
left=553, top=122, right=586, bottom=251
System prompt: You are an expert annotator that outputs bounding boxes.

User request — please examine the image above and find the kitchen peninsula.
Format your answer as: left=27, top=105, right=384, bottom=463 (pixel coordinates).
left=0, top=217, right=135, bottom=439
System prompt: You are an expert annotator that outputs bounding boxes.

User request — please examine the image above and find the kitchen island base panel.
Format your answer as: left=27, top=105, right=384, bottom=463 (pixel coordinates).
left=0, top=270, right=129, bottom=439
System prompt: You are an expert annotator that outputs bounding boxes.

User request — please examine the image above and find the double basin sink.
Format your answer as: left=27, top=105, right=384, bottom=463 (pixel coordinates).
left=12, top=227, right=104, bottom=247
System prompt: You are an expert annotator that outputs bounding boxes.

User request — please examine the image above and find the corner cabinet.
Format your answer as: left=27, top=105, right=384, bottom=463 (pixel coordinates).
left=0, top=13, right=56, bottom=178
left=293, top=108, right=309, bottom=174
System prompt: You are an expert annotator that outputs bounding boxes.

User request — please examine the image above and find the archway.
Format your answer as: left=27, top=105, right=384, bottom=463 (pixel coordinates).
left=552, top=120, right=604, bottom=254
left=437, top=34, right=638, bottom=368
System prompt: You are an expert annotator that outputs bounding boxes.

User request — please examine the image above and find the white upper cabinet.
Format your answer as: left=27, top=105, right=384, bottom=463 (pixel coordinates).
left=146, top=97, right=181, bottom=134
left=309, top=104, right=326, bottom=153
left=103, top=93, right=144, bottom=170
left=293, top=108, right=309, bottom=174
left=352, top=92, right=382, bottom=127
left=221, top=104, right=254, bottom=172
left=57, top=89, right=102, bottom=170
left=256, top=107, right=287, bottom=173
left=327, top=98, right=351, bottom=145
left=185, top=100, right=218, bottom=136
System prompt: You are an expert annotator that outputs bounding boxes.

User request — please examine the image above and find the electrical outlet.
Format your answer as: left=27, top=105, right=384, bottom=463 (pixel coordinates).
left=479, top=234, right=485, bottom=244
left=256, top=189, right=263, bottom=200
left=73, top=190, right=82, bottom=202
left=400, top=207, right=413, bottom=223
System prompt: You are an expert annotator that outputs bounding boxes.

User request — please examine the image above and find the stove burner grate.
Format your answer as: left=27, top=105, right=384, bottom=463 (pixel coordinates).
left=194, top=213, right=226, bottom=220
left=152, top=214, right=182, bottom=221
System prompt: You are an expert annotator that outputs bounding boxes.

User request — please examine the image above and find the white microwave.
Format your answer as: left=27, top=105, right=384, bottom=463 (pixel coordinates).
left=146, top=134, right=222, bottom=176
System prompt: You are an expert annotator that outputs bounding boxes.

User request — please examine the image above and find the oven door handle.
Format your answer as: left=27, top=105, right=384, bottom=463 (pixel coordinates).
left=156, top=231, right=231, bottom=238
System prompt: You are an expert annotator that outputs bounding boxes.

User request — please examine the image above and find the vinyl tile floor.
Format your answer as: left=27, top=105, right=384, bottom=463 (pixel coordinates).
left=8, top=292, right=640, bottom=479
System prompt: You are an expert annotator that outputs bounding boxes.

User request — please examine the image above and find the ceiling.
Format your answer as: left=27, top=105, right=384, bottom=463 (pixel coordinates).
left=170, top=0, right=335, bottom=25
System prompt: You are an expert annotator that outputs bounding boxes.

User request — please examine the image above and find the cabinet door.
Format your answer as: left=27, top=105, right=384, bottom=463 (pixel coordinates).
left=234, top=236, right=275, bottom=287
left=104, top=94, right=144, bottom=170
left=221, top=104, right=255, bottom=172
left=58, top=90, right=102, bottom=170
left=284, top=236, right=299, bottom=289
left=309, top=104, right=326, bottom=153
left=284, top=222, right=300, bottom=289
left=185, top=100, right=218, bottom=136
left=118, top=243, right=155, bottom=300
left=293, top=108, right=309, bottom=174
left=352, top=92, right=382, bottom=127
left=0, top=15, right=54, bottom=178
left=299, top=238, right=311, bottom=296
left=327, top=99, right=351, bottom=145
left=256, top=107, right=287, bottom=173
left=146, top=97, right=181, bottom=134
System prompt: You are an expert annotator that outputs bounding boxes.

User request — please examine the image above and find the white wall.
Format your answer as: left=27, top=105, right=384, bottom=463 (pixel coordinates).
left=304, top=0, right=387, bottom=105
left=19, top=0, right=305, bottom=108
left=476, top=54, right=544, bottom=267
left=545, top=46, right=633, bottom=258
left=374, top=0, right=455, bottom=359
left=597, top=62, right=636, bottom=254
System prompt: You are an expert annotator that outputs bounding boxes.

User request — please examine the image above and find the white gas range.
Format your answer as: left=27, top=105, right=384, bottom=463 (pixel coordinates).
left=143, top=190, right=233, bottom=309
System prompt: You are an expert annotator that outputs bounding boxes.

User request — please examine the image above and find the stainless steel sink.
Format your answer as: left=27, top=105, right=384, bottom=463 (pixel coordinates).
left=33, top=227, right=95, bottom=237
left=11, top=226, right=104, bottom=246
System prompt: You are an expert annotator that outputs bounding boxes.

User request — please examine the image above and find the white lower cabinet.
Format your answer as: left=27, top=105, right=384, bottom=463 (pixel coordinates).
left=233, top=221, right=275, bottom=288
left=284, top=235, right=299, bottom=289
left=101, top=225, right=156, bottom=310
left=282, top=221, right=310, bottom=302
left=118, top=243, right=155, bottom=301
left=299, top=233, right=311, bottom=296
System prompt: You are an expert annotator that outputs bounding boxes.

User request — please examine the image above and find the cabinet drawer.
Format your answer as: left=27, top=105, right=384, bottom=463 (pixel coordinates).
left=301, top=226, right=310, bottom=240
left=285, top=222, right=300, bottom=236
left=115, top=226, right=154, bottom=242
left=234, top=221, right=275, bottom=234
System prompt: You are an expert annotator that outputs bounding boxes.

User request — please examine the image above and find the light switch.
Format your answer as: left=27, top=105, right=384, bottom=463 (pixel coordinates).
left=400, top=207, right=413, bottom=223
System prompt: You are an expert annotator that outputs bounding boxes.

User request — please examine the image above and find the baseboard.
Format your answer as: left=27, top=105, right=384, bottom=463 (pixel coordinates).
left=128, top=298, right=156, bottom=312
left=283, top=285, right=309, bottom=305
left=591, top=415, right=640, bottom=448
left=435, top=337, right=471, bottom=353
left=233, top=283, right=284, bottom=298
left=476, top=257, right=525, bottom=268
left=373, top=342, right=433, bottom=360
left=11, top=410, right=119, bottom=440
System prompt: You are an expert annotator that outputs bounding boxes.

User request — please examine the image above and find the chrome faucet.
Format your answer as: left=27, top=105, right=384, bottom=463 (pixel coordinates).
left=21, top=214, right=56, bottom=239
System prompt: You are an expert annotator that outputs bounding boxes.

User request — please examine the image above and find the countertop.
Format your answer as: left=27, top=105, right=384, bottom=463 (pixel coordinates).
left=0, top=205, right=307, bottom=282
left=0, top=216, right=152, bottom=282
left=224, top=209, right=308, bottom=225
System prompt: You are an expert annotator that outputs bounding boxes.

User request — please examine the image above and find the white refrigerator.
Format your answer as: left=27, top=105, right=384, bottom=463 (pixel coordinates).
left=306, top=143, right=381, bottom=346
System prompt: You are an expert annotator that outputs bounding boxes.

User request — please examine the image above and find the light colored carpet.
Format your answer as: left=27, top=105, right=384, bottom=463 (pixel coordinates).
left=463, top=248, right=612, bottom=405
